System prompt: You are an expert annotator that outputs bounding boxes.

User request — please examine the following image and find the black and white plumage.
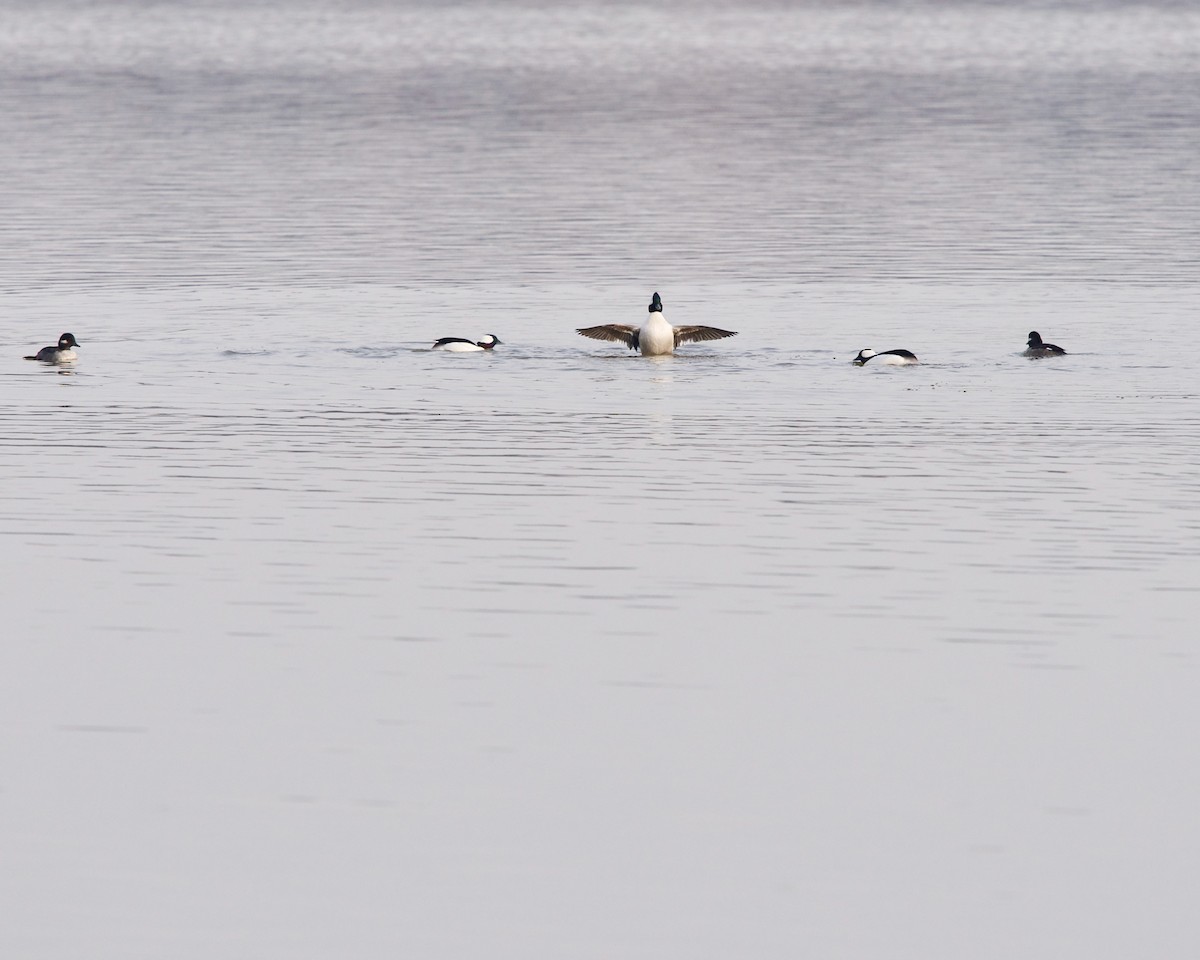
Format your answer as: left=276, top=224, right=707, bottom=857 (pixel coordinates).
left=853, top=348, right=918, bottom=366
left=1024, top=331, right=1065, bottom=357
left=24, top=333, right=80, bottom=363
left=432, top=334, right=502, bottom=352
left=576, top=292, right=737, bottom=356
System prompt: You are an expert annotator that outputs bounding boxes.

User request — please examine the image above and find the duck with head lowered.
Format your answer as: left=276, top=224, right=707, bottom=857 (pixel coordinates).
left=576, top=292, right=737, bottom=356
left=431, top=334, right=502, bottom=352
left=852, top=347, right=918, bottom=366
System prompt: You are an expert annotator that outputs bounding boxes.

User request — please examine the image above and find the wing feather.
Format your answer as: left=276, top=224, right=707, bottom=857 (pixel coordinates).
left=673, top=325, right=738, bottom=347
left=576, top=324, right=640, bottom=350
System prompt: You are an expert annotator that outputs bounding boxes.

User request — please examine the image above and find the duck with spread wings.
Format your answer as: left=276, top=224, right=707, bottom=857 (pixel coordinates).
left=576, top=293, right=737, bottom=356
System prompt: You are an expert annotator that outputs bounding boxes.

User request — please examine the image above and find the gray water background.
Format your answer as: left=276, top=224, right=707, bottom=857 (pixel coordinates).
left=2, top=2, right=1199, bottom=957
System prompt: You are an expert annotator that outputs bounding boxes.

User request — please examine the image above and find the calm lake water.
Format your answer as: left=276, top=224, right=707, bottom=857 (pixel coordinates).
left=3, top=2, right=1199, bottom=958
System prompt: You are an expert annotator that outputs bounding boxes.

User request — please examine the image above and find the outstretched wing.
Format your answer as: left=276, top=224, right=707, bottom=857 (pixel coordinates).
left=576, top=324, right=640, bottom=351
left=673, top=325, right=738, bottom=347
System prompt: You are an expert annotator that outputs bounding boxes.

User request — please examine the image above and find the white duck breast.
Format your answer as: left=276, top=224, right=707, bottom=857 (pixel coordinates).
left=432, top=334, right=501, bottom=352
left=576, top=292, right=737, bottom=356
left=25, top=333, right=80, bottom=363
left=853, top=348, right=918, bottom=366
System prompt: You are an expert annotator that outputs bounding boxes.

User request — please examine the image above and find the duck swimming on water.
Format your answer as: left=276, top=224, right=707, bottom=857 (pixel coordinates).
left=432, top=334, right=502, bottom=352
left=576, top=292, right=737, bottom=356
left=852, top=348, right=918, bottom=366
left=1024, top=331, right=1065, bottom=357
left=24, top=333, right=80, bottom=363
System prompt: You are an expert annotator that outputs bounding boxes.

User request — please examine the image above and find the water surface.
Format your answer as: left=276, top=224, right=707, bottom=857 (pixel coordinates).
left=2, top=3, right=1199, bottom=958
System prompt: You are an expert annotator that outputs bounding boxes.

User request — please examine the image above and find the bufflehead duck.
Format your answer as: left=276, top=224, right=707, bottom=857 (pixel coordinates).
left=24, top=333, right=80, bottom=363
left=576, top=292, right=737, bottom=356
left=853, top=348, right=918, bottom=366
left=432, top=334, right=502, bottom=352
left=1024, top=331, right=1065, bottom=357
